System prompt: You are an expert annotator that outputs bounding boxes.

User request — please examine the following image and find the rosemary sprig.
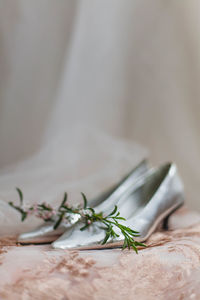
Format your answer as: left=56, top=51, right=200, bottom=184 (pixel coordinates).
left=78, top=193, right=146, bottom=253
left=9, top=188, right=27, bottom=221
left=9, top=188, right=56, bottom=222
left=8, top=188, right=146, bottom=252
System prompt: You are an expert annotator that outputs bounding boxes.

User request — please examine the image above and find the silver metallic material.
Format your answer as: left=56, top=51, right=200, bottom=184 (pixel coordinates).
left=52, top=163, right=184, bottom=250
left=18, top=159, right=148, bottom=244
left=18, top=214, right=80, bottom=244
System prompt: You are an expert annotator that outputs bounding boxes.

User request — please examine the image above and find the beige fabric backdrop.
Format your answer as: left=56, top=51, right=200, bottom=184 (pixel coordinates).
left=0, top=0, right=199, bottom=234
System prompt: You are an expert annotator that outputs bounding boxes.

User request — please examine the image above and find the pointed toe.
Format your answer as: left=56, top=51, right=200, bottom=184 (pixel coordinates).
left=17, top=223, right=69, bottom=244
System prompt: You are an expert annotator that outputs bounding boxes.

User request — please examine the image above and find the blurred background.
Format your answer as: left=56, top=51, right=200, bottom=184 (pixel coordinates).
left=0, top=0, right=200, bottom=222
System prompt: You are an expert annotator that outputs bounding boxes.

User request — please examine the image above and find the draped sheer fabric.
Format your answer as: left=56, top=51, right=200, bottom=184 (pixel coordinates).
left=0, top=125, right=146, bottom=235
left=0, top=0, right=199, bottom=234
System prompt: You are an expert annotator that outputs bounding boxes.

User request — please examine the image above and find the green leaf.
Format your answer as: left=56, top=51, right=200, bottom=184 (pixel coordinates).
left=81, top=192, right=88, bottom=209
left=114, top=217, right=126, bottom=221
left=9, top=201, right=27, bottom=222
left=53, top=212, right=64, bottom=229
left=108, top=205, right=118, bottom=217
left=124, top=227, right=140, bottom=234
left=131, top=243, right=138, bottom=254
left=38, top=204, right=52, bottom=211
left=122, top=239, right=128, bottom=250
left=16, top=187, right=23, bottom=206
left=135, top=241, right=147, bottom=248
left=88, top=207, right=95, bottom=214
left=80, top=223, right=89, bottom=231
left=59, top=192, right=67, bottom=210
left=21, top=212, right=27, bottom=222
left=102, top=232, right=111, bottom=245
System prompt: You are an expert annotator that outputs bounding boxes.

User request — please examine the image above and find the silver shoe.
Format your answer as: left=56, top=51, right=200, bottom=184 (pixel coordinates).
left=18, top=159, right=148, bottom=244
left=17, top=214, right=80, bottom=244
left=52, top=163, right=184, bottom=250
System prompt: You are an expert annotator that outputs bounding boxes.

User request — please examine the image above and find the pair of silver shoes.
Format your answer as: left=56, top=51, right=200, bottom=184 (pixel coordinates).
left=18, top=161, right=184, bottom=250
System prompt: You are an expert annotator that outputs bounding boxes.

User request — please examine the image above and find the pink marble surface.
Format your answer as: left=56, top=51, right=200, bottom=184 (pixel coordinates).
left=0, top=207, right=200, bottom=300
